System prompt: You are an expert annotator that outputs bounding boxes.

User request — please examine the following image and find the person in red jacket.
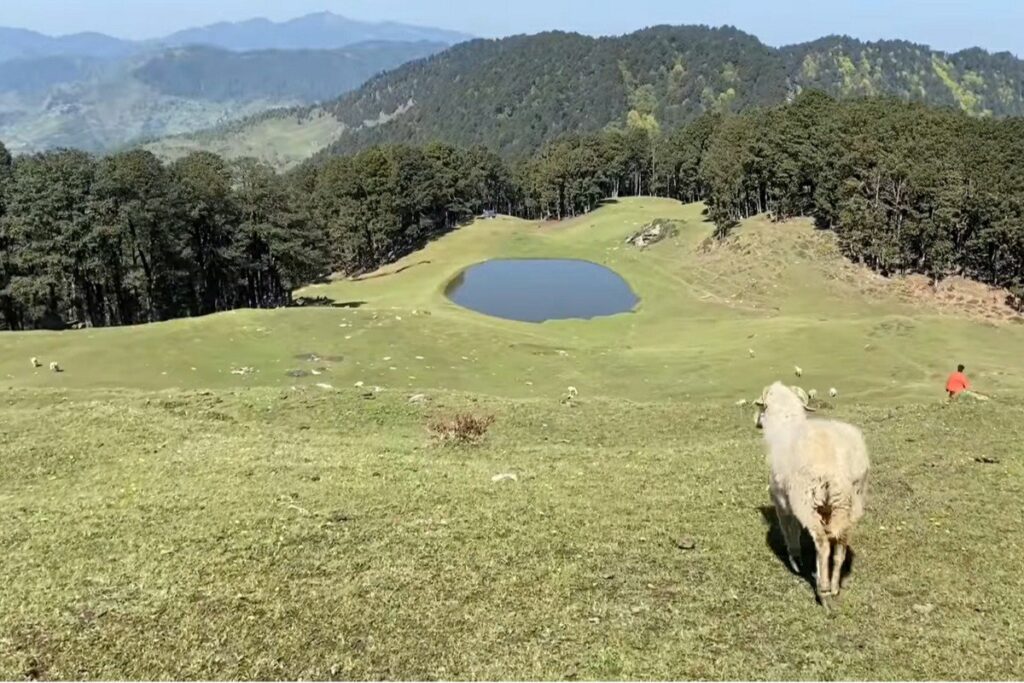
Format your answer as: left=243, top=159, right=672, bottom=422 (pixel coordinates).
left=946, top=364, right=970, bottom=398
left=946, top=364, right=992, bottom=402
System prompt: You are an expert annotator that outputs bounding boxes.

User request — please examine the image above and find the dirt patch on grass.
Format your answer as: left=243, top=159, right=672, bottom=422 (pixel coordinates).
left=697, top=218, right=1022, bottom=323
left=888, top=274, right=1021, bottom=324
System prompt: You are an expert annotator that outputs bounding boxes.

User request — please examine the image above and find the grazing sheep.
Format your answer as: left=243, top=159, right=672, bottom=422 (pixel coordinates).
left=736, top=398, right=749, bottom=407
left=49, top=362, right=62, bottom=373
left=31, top=357, right=41, bottom=368
left=794, top=365, right=803, bottom=378
left=754, top=382, right=870, bottom=607
left=829, top=387, right=839, bottom=399
left=567, top=386, right=579, bottom=399
left=808, top=389, right=818, bottom=400
left=749, top=349, right=756, bottom=358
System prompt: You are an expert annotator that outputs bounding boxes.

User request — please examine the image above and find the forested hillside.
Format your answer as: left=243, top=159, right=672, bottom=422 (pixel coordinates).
left=782, top=36, right=1024, bottom=116
left=134, top=42, right=448, bottom=104
left=248, top=25, right=1024, bottom=160
left=318, top=26, right=790, bottom=158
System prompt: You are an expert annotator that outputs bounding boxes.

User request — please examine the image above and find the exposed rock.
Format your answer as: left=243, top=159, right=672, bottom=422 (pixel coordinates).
left=491, top=473, right=518, bottom=483
left=625, top=218, right=679, bottom=249
left=674, top=536, right=697, bottom=551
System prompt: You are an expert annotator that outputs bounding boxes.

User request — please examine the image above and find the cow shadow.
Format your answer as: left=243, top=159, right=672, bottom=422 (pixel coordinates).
left=758, top=506, right=855, bottom=594
left=292, top=297, right=366, bottom=309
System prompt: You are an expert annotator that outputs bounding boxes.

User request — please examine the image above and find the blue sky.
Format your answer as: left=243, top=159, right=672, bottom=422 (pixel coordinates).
left=2, top=0, right=1022, bottom=54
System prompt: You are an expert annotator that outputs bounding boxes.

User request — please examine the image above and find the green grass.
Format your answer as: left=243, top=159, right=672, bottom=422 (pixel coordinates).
left=2, top=199, right=1023, bottom=679
left=3, top=199, right=1022, bottom=402
left=144, top=109, right=346, bottom=170
left=2, top=389, right=1023, bottom=679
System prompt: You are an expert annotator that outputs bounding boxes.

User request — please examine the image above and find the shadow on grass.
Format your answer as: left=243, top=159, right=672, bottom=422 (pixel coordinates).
left=758, top=506, right=855, bottom=596
left=292, top=297, right=366, bottom=309
left=354, top=260, right=432, bottom=281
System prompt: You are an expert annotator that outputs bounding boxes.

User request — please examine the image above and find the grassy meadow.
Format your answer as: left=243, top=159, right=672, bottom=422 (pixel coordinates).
left=2, top=198, right=1023, bottom=679
left=144, top=109, right=347, bottom=170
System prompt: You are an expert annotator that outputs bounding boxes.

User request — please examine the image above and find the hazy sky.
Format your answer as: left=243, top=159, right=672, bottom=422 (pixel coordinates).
left=2, top=0, right=1022, bottom=54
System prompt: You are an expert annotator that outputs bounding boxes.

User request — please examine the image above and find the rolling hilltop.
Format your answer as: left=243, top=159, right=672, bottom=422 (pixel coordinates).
left=157, top=25, right=1024, bottom=165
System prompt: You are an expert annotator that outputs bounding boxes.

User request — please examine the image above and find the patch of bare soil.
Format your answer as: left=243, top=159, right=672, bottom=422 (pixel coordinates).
left=887, top=274, right=1021, bottom=324
left=698, top=219, right=1022, bottom=324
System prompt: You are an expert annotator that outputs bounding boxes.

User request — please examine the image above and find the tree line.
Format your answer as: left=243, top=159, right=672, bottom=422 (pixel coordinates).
left=2, top=90, right=1023, bottom=330
left=0, top=149, right=325, bottom=330
left=694, top=92, right=1024, bottom=305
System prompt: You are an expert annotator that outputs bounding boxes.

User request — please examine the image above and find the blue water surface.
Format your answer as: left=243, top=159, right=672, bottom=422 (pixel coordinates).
left=445, top=259, right=639, bottom=323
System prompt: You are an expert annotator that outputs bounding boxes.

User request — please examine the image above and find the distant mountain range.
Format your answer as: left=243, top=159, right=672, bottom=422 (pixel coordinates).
left=0, top=28, right=137, bottom=62
left=158, top=12, right=471, bottom=52
left=151, top=25, right=1024, bottom=167
left=0, top=12, right=470, bottom=153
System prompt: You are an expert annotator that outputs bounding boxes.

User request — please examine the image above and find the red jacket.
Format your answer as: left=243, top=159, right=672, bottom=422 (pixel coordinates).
left=946, top=372, right=970, bottom=394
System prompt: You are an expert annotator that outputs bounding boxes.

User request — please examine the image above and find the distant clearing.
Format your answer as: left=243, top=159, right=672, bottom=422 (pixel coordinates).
left=144, top=108, right=346, bottom=169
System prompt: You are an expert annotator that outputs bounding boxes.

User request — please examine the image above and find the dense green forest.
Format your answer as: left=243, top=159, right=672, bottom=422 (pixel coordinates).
left=0, top=146, right=326, bottom=329
left=2, top=91, right=1023, bottom=330
left=285, top=26, right=1024, bottom=160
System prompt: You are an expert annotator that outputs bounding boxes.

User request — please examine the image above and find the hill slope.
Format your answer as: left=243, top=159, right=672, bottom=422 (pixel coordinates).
left=1, top=199, right=1023, bottom=678
left=0, top=41, right=447, bottom=154
left=2, top=199, right=1021, bottom=399
left=134, top=42, right=448, bottom=104
left=171, top=25, right=1024, bottom=165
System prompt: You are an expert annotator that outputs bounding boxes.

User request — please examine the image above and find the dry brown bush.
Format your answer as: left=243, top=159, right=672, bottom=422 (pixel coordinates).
left=428, top=412, right=495, bottom=445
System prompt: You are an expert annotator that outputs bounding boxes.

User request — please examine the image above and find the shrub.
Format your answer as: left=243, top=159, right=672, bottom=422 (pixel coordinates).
left=428, top=412, right=495, bottom=445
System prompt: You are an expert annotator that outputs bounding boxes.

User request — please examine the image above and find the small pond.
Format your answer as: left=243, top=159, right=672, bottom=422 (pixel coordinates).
left=445, top=258, right=639, bottom=323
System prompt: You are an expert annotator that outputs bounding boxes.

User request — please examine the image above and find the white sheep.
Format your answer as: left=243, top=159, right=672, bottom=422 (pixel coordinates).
left=31, top=357, right=41, bottom=368
left=794, top=365, right=803, bottom=378
left=807, top=389, right=818, bottom=400
left=754, top=382, right=870, bottom=608
left=829, top=387, right=839, bottom=399
left=567, top=386, right=579, bottom=399
left=49, top=362, right=62, bottom=373
left=749, top=349, right=756, bottom=358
